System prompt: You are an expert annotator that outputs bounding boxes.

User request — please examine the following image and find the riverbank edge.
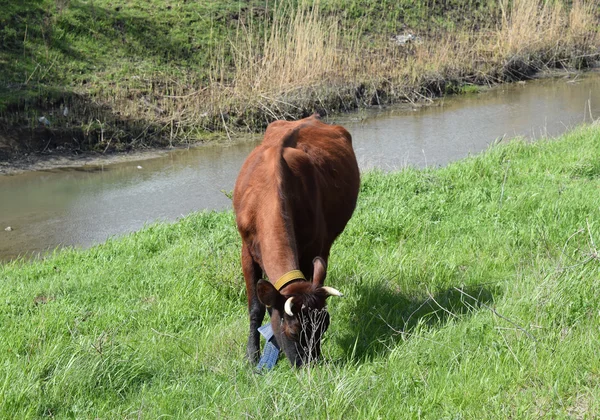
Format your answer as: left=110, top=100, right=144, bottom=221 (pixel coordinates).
left=0, top=132, right=260, bottom=176
left=0, top=69, right=592, bottom=176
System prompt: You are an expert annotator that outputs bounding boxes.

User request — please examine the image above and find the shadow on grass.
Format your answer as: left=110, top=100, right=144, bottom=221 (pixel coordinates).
left=338, top=280, right=498, bottom=361
left=1, top=0, right=221, bottom=159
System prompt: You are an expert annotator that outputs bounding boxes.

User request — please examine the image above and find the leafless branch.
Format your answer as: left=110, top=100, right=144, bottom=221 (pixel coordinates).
left=453, top=287, right=538, bottom=343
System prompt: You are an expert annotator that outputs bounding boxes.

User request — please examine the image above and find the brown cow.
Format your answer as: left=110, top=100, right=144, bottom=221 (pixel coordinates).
left=233, top=114, right=360, bottom=367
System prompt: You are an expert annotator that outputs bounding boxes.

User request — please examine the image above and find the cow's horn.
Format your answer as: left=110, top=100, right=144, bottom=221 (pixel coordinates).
left=322, top=286, right=344, bottom=297
left=284, top=297, right=295, bottom=316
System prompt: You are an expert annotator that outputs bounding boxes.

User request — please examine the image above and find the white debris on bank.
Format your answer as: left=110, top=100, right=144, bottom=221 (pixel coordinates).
left=390, top=33, right=421, bottom=46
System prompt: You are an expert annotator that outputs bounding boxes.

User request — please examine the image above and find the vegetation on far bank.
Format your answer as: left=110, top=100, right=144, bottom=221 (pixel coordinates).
left=1, top=125, right=599, bottom=417
left=0, top=0, right=598, bottom=157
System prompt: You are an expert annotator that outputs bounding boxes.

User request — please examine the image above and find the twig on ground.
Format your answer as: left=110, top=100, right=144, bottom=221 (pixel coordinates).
left=558, top=228, right=585, bottom=268
left=220, top=110, right=232, bottom=142
left=41, top=136, right=53, bottom=153
left=498, top=328, right=523, bottom=367
left=498, top=160, right=511, bottom=209
left=426, top=288, right=459, bottom=319
left=377, top=312, right=452, bottom=349
left=453, top=287, right=539, bottom=343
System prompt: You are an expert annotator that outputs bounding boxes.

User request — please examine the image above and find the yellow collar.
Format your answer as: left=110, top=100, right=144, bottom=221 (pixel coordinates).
left=274, top=270, right=306, bottom=291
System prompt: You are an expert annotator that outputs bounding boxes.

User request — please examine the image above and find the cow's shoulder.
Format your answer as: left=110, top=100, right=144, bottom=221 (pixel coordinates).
left=263, top=115, right=351, bottom=150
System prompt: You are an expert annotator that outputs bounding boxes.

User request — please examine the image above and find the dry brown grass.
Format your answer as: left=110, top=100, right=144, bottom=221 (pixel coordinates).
left=200, top=1, right=356, bottom=129
left=190, top=0, right=598, bottom=134
left=20, top=0, right=595, bottom=152
left=232, top=1, right=342, bottom=93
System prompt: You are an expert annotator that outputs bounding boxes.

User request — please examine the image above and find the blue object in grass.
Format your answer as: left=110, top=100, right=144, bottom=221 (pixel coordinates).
left=257, top=323, right=280, bottom=370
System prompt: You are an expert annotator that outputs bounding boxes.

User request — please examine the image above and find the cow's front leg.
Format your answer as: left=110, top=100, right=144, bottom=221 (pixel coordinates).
left=242, top=243, right=264, bottom=364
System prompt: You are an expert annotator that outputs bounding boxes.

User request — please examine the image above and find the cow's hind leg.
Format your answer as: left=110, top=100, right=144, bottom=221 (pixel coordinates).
left=242, top=243, right=264, bottom=364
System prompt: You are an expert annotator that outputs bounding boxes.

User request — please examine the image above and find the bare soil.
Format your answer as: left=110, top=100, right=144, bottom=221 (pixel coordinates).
left=0, top=143, right=179, bottom=175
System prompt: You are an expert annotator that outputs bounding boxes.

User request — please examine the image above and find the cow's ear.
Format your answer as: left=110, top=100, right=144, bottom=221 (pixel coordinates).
left=257, top=279, right=280, bottom=308
left=312, top=257, right=327, bottom=287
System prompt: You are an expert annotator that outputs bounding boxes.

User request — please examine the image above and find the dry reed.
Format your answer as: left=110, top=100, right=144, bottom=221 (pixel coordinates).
left=192, top=0, right=598, bottom=134
left=9, top=0, right=597, bottom=151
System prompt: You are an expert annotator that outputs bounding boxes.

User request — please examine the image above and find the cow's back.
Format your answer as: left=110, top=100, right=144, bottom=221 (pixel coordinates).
left=233, top=115, right=359, bottom=273
left=284, top=118, right=359, bottom=242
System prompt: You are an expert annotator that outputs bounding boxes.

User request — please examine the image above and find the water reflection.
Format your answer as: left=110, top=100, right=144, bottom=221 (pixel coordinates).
left=342, top=75, right=599, bottom=169
left=0, top=140, right=260, bottom=260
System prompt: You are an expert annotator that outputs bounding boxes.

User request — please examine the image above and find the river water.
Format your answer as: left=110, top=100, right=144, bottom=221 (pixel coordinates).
left=1, top=73, right=599, bottom=261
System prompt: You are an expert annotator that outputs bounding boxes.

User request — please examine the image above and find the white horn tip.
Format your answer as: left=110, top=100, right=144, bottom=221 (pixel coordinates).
left=284, top=297, right=295, bottom=316
left=322, top=286, right=344, bottom=297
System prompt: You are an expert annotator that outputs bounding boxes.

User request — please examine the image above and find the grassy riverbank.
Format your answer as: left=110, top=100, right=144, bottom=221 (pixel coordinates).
left=1, top=125, right=599, bottom=417
left=1, top=0, right=598, bottom=157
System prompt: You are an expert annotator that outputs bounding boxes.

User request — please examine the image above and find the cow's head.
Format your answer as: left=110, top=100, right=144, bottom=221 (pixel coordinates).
left=256, top=257, right=343, bottom=367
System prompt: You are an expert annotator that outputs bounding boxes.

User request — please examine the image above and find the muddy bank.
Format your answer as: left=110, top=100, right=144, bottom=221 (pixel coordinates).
left=0, top=121, right=177, bottom=170
left=2, top=42, right=598, bottom=167
left=0, top=147, right=173, bottom=176
left=0, top=128, right=245, bottom=175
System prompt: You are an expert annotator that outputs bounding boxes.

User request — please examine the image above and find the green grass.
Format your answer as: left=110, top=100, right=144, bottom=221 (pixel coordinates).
left=1, top=125, right=600, bottom=417
left=0, top=0, right=496, bottom=110
left=1, top=0, right=556, bottom=155
left=1, top=0, right=246, bottom=93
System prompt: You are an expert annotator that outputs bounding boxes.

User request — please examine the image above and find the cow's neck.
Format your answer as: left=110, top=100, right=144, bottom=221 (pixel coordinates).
left=261, top=148, right=303, bottom=283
